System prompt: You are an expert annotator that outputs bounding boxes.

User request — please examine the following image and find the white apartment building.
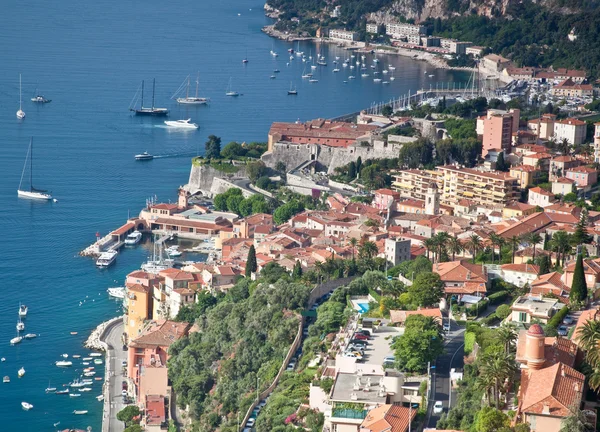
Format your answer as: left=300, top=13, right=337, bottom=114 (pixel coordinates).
left=385, top=23, right=426, bottom=40
left=553, top=118, right=586, bottom=146
left=329, top=29, right=358, bottom=42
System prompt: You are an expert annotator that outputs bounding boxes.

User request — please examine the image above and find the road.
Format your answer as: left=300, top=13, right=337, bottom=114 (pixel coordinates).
left=101, top=319, right=127, bottom=432
left=426, top=323, right=465, bottom=429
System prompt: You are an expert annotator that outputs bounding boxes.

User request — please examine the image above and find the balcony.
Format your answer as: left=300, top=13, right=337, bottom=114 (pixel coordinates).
left=331, top=408, right=368, bottom=420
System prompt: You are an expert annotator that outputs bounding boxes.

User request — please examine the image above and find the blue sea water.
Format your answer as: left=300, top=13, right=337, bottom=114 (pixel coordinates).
left=0, top=0, right=468, bottom=429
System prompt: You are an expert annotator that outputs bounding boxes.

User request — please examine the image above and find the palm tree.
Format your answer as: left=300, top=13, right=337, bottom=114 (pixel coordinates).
left=434, top=232, right=451, bottom=263
left=560, top=138, right=572, bottom=156
left=527, top=232, right=543, bottom=261
left=550, top=230, right=572, bottom=268
left=424, top=237, right=437, bottom=262
left=508, top=235, right=521, bottom=264
left=588, top=368, right=600, bottom=393
left=359, top=240, right=379, bottom=261
left=496, top=324, right=518, bottom=355
left=466, top=234, right=483, bottom=263
left=489, top=233, right=504, bottom=264
left=577, top=320, right=600, bottom=367
left=349, top=237, right=358, bottom=261
left=447, top=235, right=463, bottom=261
left=479, top=353, right=518, bottom=409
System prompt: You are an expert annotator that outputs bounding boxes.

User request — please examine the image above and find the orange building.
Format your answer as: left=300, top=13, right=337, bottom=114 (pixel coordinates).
left=126, top=283, right=153, bottom=340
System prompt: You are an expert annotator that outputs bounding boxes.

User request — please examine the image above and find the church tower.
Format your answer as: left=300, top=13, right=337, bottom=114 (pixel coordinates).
left=425, top=182, right=440, bottom=216
left=525, top=324, right=546, bottom=370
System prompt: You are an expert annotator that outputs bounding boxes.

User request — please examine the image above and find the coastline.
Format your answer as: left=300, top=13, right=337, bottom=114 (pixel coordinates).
left=261, top=24, right=477, bottom=73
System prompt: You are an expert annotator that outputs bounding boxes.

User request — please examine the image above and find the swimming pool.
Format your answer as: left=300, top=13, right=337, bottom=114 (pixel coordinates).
left=355, top=301, right=370, bottom=314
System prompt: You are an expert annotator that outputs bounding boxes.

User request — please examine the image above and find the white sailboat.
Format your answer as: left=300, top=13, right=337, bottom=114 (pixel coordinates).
left=16, top=74, right=25, bottom=119
left=18, top=138, right=53, bottom=201
left=173, top=73, right=209, bottom=105
left=225, top=77, right=239, bottom=97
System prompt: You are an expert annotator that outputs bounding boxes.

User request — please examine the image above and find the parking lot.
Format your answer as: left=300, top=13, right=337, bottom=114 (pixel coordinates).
left=344, top=323, right=403, bottom=366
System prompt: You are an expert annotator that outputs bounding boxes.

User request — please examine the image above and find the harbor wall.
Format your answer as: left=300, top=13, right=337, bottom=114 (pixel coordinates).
left=262, top=140, right=405, bottom=174
left=185, top=164, right=250, bottom=196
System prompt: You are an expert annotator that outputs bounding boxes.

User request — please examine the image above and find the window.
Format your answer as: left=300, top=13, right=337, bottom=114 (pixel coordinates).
left=519, top=312, right=527, bottom=322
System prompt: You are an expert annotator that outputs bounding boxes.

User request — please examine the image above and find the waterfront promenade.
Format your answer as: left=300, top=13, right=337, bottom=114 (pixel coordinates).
left=100, top=319, right=127, bottom=432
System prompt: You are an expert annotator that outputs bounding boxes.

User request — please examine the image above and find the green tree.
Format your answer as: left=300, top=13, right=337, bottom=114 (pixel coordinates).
left=392, top=315, right=444, bottom=372
left=466, top=234, right=483, bottom=263
left=117, top=405, right=141, bottom=427
left=256, top=176, right=272, bottom=190
left=478, top=353, right=517, bottom=409
left=570, top=254, right=587, bottom=303
left=526, top=232, right=543, bottom=261
left=220, top=141, right=245, bottom=159
left=495, top=152, right=509, bottom=172
left=347, top=161, right=357, bottom=179
left=577, top=319, right=600, bottom=369
left=247, top=161, right=267, bottom=182
left=356, top=156, right=362, bottom=174
left=408, top=272, right=445, bottom=307
left=246, top=245, right=257, bottom=277
left=495, top=304, right=511, bottom=320
left=292, top=260, right=303, bottom=279
left=124, top=426, right=144, bottom=432
left=175, top=291, right=218, bottom=323
left=359, top=241, right=379, bottom=261
left=474, top=407, right=509, bottom=432
left=573, top=209, right=592, bottom=245
left=559, top=406, right=595, bottom=432
left=205, top=134, right=222, bottom=159
left=381, top=104, right=393, bottom=117
left=226, top=194, right=244, bottom=214
left=448, top=235, right=463, bottom=261
left=536, top=255, right=551, bottom=275
left=550, top=230, right=572, bottom=267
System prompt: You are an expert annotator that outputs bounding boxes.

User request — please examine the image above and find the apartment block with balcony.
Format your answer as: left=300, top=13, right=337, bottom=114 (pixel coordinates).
left=437, top=165, right=519, bottom=206
left=479, top=109, right=520, bottom=157
left=329, top=29, right=358, bottom=42
left=392, top=169, right=443, bottom=200
left=385, top=23, right=426, bottom=40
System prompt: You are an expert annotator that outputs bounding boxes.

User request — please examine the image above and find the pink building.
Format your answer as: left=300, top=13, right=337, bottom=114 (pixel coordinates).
left=373, top=188, right=400, bottom=210
left=127, top=320, right=191, bottom=401
left=480, top=109, right=520, bottom=157
left=566, top=166, right=598, bottom=188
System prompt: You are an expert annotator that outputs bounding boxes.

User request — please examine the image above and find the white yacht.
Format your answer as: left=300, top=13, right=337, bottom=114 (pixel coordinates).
left=16, top=319, right=24, bottom=332
left=17, top=74, right=25, bottom=119
left=124, top=231, right=142, bottom=245
left=24, top=333, right=36, bottom=339
left=135, top=152, right=153, bottom=161
left=225, top=77, right=239, bottom=97
left=18, top=367, right=25, bottom=378
left=166, top=246, right=182, bottom=257
left=107, top=287, right=126, bottom=299
left=173, top=73, right=209, bottom=105
left=96, top=250, right=117, bottom=268
left=55, top=360, right=73, bottom=367
left=10, top=336, right=22, bottom=345
left=21, top=402, right=33, bottom=410
left=3, top=376, right=9, bottom=383
left=164, top=119, right=198, bottom=129
left=73, top=410, right=88, bottom=415
left=18, top=304, right=28, bottom=317
left=18, top=138, right=53, bottom=201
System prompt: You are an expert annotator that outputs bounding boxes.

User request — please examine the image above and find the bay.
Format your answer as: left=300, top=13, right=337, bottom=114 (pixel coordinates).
left=0, top=0, right=468, bottom=429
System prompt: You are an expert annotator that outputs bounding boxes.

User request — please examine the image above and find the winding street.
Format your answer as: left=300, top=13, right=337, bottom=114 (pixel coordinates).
left=100, top=319, right=127, bottom=432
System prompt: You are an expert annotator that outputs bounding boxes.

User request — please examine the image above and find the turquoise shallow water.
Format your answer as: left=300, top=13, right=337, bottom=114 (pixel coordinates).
left=0, top=0, right=468, bottom=429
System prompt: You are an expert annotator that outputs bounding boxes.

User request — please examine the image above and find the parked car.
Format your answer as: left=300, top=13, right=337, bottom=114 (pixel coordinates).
left=443, top=322, right=451, bottom=332
left=286, top=360, right=296, bottom=371
left=562, top=316, right=574, bottom=325
left=353, top=333, right=369, bottom=341
left=434, top=401, right=444, bottom=414
left=383, top=355, right=395, bottom=363
left=350, top=339, right=368, bottom=346
left=122, top=381, right=128, bottom=391
left=557, top=325, right=569, bottom=336
left=357, top=329, right=371, bottom=336
left=122, top=390, right=128, bottom=397
left=245, top=418, right=256, bottom=428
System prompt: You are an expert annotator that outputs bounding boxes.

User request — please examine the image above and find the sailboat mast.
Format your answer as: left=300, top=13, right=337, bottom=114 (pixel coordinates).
left=30, top=137, right=33, bottom=192
left=19, top=74, right=22, bottom=110
left=186, top=76, right=190, bottom=99
left=195, top=72, right=200, bottom=98
left=152, top=79, right=156, bottom=109
left=141, top=81, right=145, bottom=109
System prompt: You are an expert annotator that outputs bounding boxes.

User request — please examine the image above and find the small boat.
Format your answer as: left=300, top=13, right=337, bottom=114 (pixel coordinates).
left=70, top=379, right=86, bottom=388
left=55, top=389, right=69, bottom=394
left=96, top=395, right=104, bottom=401
left=389, top=65, right=396, bottom=70
left=333, top=68, right=340, bottom=73
left=270, top=49, right=278, bottom=57
left=82, top=357, right=92, bottom=361
left=361, top=73, right=369, bottom=78
left=287, top=82, right=298, bottom=95
left=107, top=287, right=126, bottom=299
left=46, top=387, right=57, bottom=393
left=225, top=77, right=239, bottom=97
left=31, top=94, right=51, bottom=103
left=273, top=69, right=280, bottom=73
left=70, top=331, right=78, bottom=335
left=348, top=76, right=356, bottom=80
left=94, top=359, right=103, bottom=365
left=390, top=76, right=396, bottom=81
left=373, top=78, right=382, bottom=83
left=164, top=119, right=199, bottom=129
left=19, top=303, right=28, bottom=318
left=311, top=65, right=317, bottom=70
left=83, top=367, right=95, bottom=372
left=17, top=74, right=25, bottom=119
left=242, top=58, right=248, bottom=64
left=23, top=333, right=36, bottom=339
left=56, top=361, right=73, bottom=367
left=18, top=367, right=25, bottom=378
left=317, top=61, right=327, bottom=66
left=428, top=74, right=435, bottom=78
left=82, top=362, right=89, bottom=366
left=383, top=81, right=390, bottom=84
left=135, top=152, right=153, bottom=161
left=124, top=231, right=142, bottom=245
left=1, top=358, right=5, bottom=362
left=94, top=377, right=103, bottom=381
left=61, top=354, right=68, bottom=358
left=84, top=372, right=96, bottom=377
left=129, top=79, right=169, bottom=116
left=309, top=79, right=318, bottom=83
left=70, top=393, right=81, bottom=398
left=21, top=402, right=33, bottom=410
left=3, top=376, right=10, bottom=383
left=96, top=250, right=117, bottom=268
left=72, top=355, right=81, bottom=359
left=89, top=353, right=102, bottom=357
left=80, top=387, right=92, bottom=392
left=18, top=138, right=53, bottom=201
left=73, top=410, right=88, bottom=415
left=16, top=319, right=25, bottom=332
left=269, top=75, right=276, bottom=80
left=165, top=246, right=182, bottom=257
left=173, top=73, right=209, bottom=105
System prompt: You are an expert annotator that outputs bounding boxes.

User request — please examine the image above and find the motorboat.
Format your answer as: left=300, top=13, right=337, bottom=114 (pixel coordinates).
left=16, top=319, right=24, bottom=332
left=24, top=334, right=36, bottom=339
left=70, top=379, right=86, bottom=388
left=124, top=231, right=142, bottom=245
left=348, top=76, right=356, bottom=80
left=135, top=151, right=153, bottom=161
left=73, top=410, right=88, bottom=415
left=72, top=355, right=81, bottom=359
left=164, top=119, right=198, bottom=129
left=56, top=389, right=69, bottom=394
left=166, top=246, right=182, bottom=257
left=80, top=387, right=92, bottom=392
left=389, top=65, right=396, bottom=70
left=83, top=357, right=92, bottom=361
left=61, top=353, right=68, bottom=359
left=21, top=402, right=33, bottom=410
left=269, top=75, right=276, bottom=80
left=317, top=60, right=327, bottom=66
left=70, top=332, right=78, bottom=335
left=94, top=359, right=103, bottom=365
left=18, top=138, right=53, bottom=201
left=96, top=250, right=117, bottom=268
left=10, top=336, right=22, bottom=345
left=89, top=353, right=102, bottom=357
left=333, top=68, right=340, bottom=73
left=129, top=79, right=169, bottom=116
left=3, top=376, right=9, bottom=383
left=311, top=65, right=317, bottom=70
left=31, top=94, right=51, bottom=103
left=96, top=395, right=104, bottom=401
left=107, top=287, right=126, bottom=299
left=309, top=79, right=318, bottom=83
left=70, top=393, right=81, bottom=398
left=84, top=372, right=96, bottom=377
left=173, top=73, right=209, bottom=105
left=361, top=73, right=370, bottom=78
left=18, top=367, right=25, bottom=378
left=1, top=358, right=5, bottom=362
left=19, top=304, right=28, bottom=317
left=56, top=361, right=73, bottom=367
left=46, top=387, right=57, bottom=393
left=242, top=58, right=248, bottom=64
left=373, top=78, right=382, bottom=83
left=17, top=74, right=25, bottom=119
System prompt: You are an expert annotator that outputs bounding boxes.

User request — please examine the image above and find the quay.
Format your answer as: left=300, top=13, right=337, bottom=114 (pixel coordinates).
left=80, top=220, right=142, bottom=257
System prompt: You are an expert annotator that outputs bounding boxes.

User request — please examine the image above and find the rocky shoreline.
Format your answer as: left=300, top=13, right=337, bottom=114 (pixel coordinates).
left=84, top=316, right=122, bottom=351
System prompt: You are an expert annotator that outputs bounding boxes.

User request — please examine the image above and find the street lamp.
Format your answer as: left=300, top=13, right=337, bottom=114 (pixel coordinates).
left=407, top=403, right=419, bottom=432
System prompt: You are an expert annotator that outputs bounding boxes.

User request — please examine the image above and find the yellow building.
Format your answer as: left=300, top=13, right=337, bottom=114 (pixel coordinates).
left=509, top=165, right=541, bottom=189
left=392, top=169, right=443, bottom=200
left=502, top=202, right=537, bottom=220
left=126, top=284, right=152, bottom=340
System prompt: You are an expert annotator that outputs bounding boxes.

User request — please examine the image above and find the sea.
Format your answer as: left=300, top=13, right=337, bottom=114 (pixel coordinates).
left=0, top=0, right=469, bottom=430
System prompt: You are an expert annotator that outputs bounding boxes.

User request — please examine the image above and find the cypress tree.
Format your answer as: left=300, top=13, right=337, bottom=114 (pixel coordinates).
left=348, top=161, right=356, bottom=180
left=356, top=156, right=362, bottom=176
left=537, top=255, right=550, bottom=275
left=570, top=254, right=588, bottom=303
left=292, top=260, right=303, bottom=279
left=246, top=245, right=257, bottom=277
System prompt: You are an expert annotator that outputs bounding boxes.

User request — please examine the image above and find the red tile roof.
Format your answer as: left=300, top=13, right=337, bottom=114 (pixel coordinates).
left=112, top=222, right=135, bottom=236
left=361, top=404, right=417, bottom=432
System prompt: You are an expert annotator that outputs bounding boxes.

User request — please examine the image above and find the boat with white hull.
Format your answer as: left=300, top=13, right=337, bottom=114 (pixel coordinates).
left=18, top=138, right=53, bottom=201
left=19, top=303, right=28, bottom=317
left=164, top=119, right=198, bottom=129
left=96, top=250, right=117, bottom=268
left=107, top=287, right=126, bottom=299
left=129, top=79, right=169, bottom=116
left=173, top=73, right=209, bottom=105
left=124, top=231, right=142, bottom=245
left=17, top=74, right=25, bottom=119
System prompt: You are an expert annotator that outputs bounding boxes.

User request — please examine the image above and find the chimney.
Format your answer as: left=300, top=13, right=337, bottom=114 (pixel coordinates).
left=542, top=403, right=550, bottom=415
left=574, top=383, right=580, bottom=392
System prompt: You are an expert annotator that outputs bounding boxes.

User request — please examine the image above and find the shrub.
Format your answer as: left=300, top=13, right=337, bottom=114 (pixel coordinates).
left=546, top=306, right=569, bottom=329
left=464, top=331, right=476, bottom=355
left=488, top=290, right=509, bottom=305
